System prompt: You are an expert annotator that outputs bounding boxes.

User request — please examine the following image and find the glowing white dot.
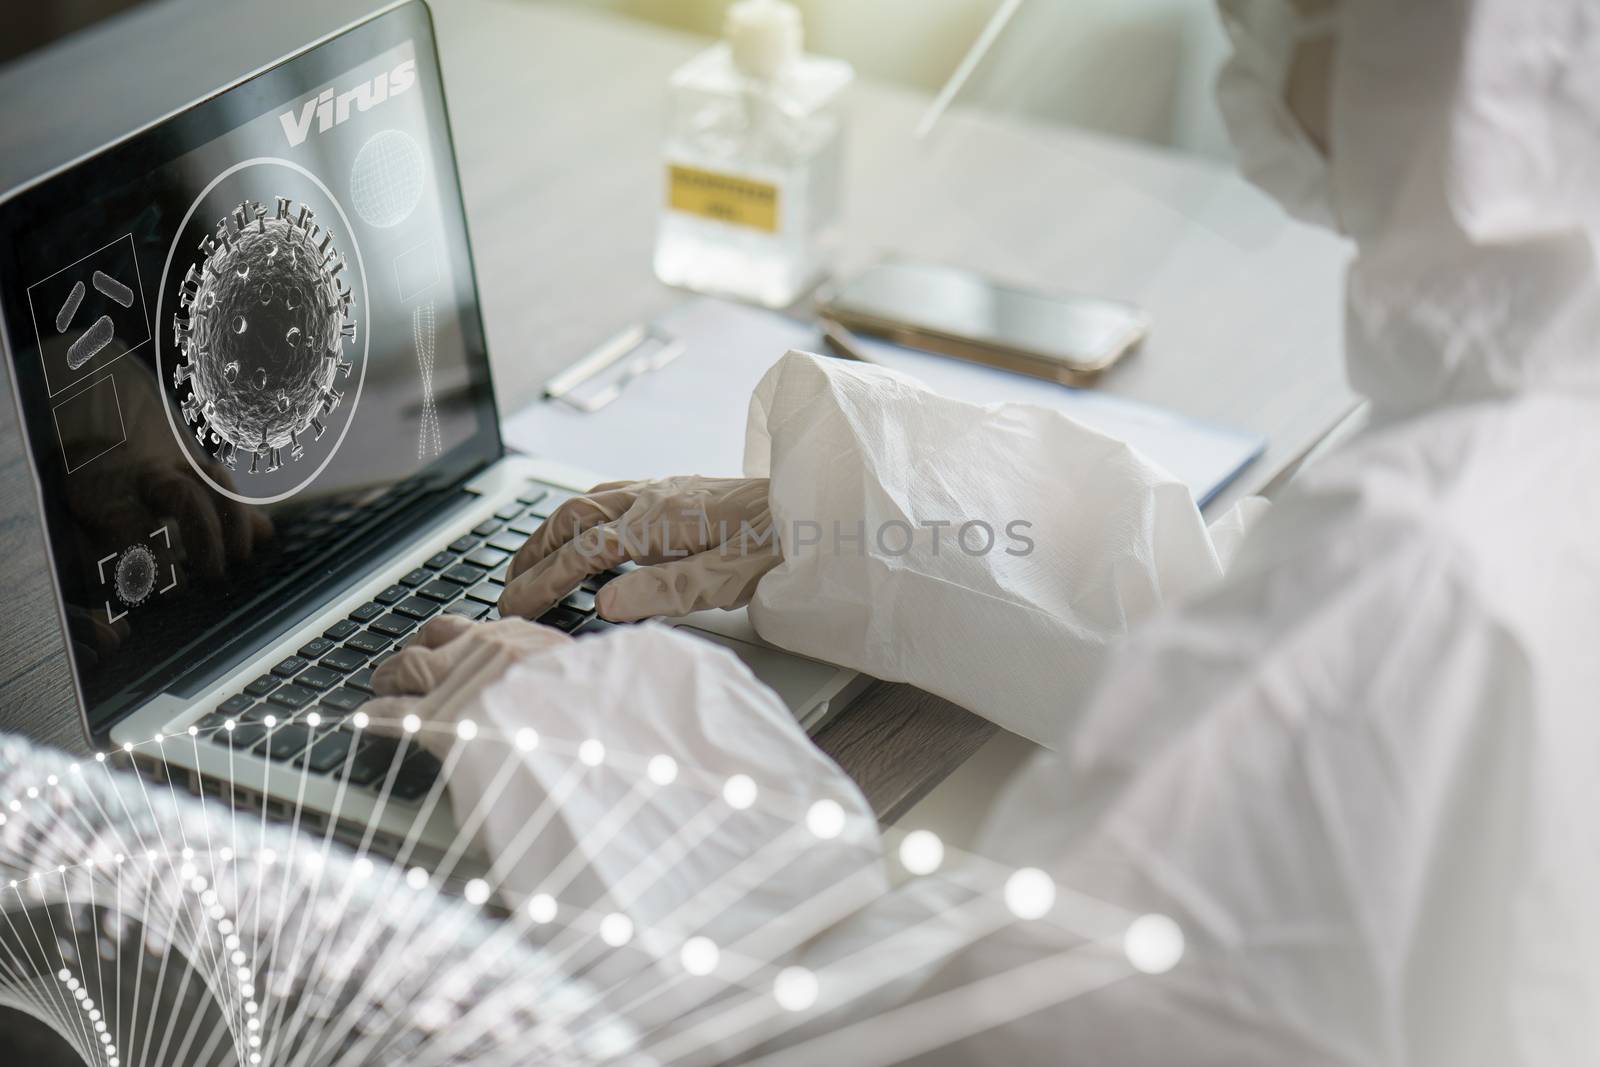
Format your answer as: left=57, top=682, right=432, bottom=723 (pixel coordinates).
left=898, top=830, right=944, bottom=875
left=225, top=934, right=240, bottom=950
left=7, top=801, right=17, bottom=813
left=145, top=850, right=158, bottom=862
left=806, top=799, right=844, bottom=844
left=247, top=1017, right=260, bottom=1032
left=259, top=848, right=276, bottom=866
left=152, top=733, right=164, bottom=744
left=305, top=712, right=321, bottom=728
left=114, top=854, right=125, bottom=864
left=1004, top=867, right=1056, bottom=921
left=456, top=719, right=478, bottom=741
left=181, top=847, right=193, bottom=860
left=578, top=739, right=605, bottom=767
left=188, top=725, right=199, bottom=736
left=95, top=753, right=106, bottom=762
left=56, top=864, right=66, bottom=874
left=223, top=720, right=236, bottom=732
left=722, top=774, right=757, bottom=810
left=26, top=787, right=37, bottom=799
left=679, top=936, right=719, bottom=976
left=526, top=893, right=557, bottom=924
left=122, top=742, right=133, bottom=753
left=57, top=968, right=70, bottom=981
left=45, top=775, right=57, bottom=786
left=179, top=862, right=196, bottom=881
left=262, top=715, right=277, bottom=728
left=514, top=728, right=538, bottom=751
left=647, top=755, right=678, bottom=785
left=402, top=714, right=421, bottom=734
left=464, top=878, right=491, bottom=906
left=69, top=763, right=79, bottom=774
left=599, top=912, right=633, bottom=947
left=231, top=950, right=246, bottom=965
left=352, top=857, right=374, bottom=880
left=352, top=712, right=369, bottom=730
left=405, top=866, right=429, bottom=891
left=218, top=847, right=233, bottom=862
left=1124, top=913, right=1184, bottom=975
left=773, top=966, right=818, bottom=1011
left=237, top=967, right=250, bottom=981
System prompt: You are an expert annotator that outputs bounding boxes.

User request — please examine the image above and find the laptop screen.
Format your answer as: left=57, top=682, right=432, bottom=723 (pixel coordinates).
left=0, top=3, right=500, bottom=738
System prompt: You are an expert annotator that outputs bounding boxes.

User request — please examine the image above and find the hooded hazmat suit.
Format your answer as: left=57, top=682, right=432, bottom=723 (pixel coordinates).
left=370, top=0, right=1600, bottom=1061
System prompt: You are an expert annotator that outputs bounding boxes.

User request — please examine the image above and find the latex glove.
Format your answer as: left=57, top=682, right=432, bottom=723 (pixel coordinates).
left=365, top=615, right=573, bottom=754
left=498, top=475, right=782, bottom=621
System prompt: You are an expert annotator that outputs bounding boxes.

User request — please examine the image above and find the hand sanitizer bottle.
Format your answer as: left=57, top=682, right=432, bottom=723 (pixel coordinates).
left=654, top=0, right=853, bottom=308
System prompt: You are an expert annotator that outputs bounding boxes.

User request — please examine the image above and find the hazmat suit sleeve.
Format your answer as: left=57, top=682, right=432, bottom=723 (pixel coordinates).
left=741, top=350, right=1265, bottom=746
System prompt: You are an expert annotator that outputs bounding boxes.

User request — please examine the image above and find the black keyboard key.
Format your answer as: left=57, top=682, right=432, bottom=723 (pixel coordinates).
left=487, top=561, right=511, bottom=584
left=517, top=486, right=549, bottom=506
left=298, top=637, right=336, bottom=660
left=349, top=602, right=384, bottom=623
left=295, top=666, right=341, bottom=691
left=322, top=619, right=360, bottom=641
left=393, top=596, right=440, bottom=621
left=464, top=581, right=501, bottom=605
left=320, top=646, right=368, bottom=673
left=197, top=712, right=232, bottom=732
left=563, top=590, right=598, bottom=614
left=219, top=694, right=254, bottom=715
left=300, top=731, right=354, bottom=773
left=441, top=563, right=485, bottom=585
left=226, top=723, right=269, bottom=750
left=423, top=551, right=455, bottom=571
left=369, top=613, right=415, bottom=638
left=237, top=703, right=272, bottom=723
left=371, top=649, right=402, bottom=669
left=347, top=668, right=377, bottom=694
left=346, top=631, right=390, bottom=656
left=398, top=568, right=432, bottom=588
left=509, top=517, right=543, bottom=536
left=527, top=491, right=572, bottom=518
left=268, top=685, right=316, bottom=710
left=320, top=687, right=369, bottom=713
left=417, top=579, right=462, bottom=602
left=262, top=723, right=313, bottom=761
left=578, top=617, right=624, bottom=635
left=538, top=606, right=588, bottom=633
left=244, top=675, right=279, bottom=698
left=271, top=656, right=309, bottom=678
left=444, top=600, right=489, bottom=621
left=493, top=502, right=523, bottom=520
left=349, top=736, right=400, bottom=786
left=448, top=535, right=479, bottom=554
left=391, top=751, right=443, bottom=801
left=472, top=519, right=502, bottom=537
left=487, top=532, right=527, bottom=554
left=464, top=547, right=509, bottom=569
left=375, top=584, right=409, bottom=605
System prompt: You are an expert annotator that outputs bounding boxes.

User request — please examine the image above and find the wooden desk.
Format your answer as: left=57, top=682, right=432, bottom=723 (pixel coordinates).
left=0, top=0, right=1355, bottom=817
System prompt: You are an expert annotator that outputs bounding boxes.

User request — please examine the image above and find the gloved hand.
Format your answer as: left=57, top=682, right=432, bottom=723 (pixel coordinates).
left=497, top=476, right=782, bottom=622
left=365, top=615, right=572, bottom=754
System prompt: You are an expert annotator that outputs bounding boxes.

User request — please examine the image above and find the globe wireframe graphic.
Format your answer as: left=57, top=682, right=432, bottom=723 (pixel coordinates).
left=349, top=130, right=425, bottom=230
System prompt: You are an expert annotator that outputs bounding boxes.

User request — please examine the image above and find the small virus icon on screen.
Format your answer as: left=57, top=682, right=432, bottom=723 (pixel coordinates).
left=171, top=196, right=358, bottom=475
left=113, top=543, right=157, bottom=607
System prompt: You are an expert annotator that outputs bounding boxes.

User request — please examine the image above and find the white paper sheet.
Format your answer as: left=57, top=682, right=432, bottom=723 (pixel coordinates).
left=503, top=297, right=1264, bottom=506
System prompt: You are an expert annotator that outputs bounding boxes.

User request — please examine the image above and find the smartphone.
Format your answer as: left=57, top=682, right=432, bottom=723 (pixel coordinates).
left=819, top=261, right=1147, bottom=384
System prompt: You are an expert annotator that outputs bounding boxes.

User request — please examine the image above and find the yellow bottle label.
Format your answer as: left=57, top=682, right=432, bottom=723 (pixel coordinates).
left=667, top=164, right=779, bottom=233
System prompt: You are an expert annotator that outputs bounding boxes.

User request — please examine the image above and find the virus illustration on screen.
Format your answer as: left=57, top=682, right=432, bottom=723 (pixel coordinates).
left=113, top=542, right=157, bottom=606
left=171, top=196, right=358, bottom=475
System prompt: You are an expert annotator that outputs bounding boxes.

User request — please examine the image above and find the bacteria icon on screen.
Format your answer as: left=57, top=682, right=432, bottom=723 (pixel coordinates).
left=171, top=195, right=359, bottom=475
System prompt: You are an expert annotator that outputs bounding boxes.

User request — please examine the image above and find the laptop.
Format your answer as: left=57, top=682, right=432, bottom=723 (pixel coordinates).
left=0, top=1, right=861, bottom=862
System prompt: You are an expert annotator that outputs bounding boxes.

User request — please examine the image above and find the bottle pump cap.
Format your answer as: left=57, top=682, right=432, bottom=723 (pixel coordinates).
left=726, top=0, right=802, bottom=79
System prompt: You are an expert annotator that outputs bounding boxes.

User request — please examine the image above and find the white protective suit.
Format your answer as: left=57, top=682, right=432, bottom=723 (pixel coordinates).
left=390, top=0, right=1600, bottom=1062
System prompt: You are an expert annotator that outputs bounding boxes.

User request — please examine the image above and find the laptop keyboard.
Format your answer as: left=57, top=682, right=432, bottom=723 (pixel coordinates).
left=188, top=482, right=632, bottom=801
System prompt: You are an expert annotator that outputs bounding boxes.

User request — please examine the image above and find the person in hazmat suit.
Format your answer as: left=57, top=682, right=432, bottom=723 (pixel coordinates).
left=364, top=0, right=1600, bottom=1061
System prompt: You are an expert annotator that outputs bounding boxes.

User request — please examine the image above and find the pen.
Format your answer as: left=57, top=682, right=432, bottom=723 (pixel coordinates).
left=818, top=318, right=877, bottom=365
